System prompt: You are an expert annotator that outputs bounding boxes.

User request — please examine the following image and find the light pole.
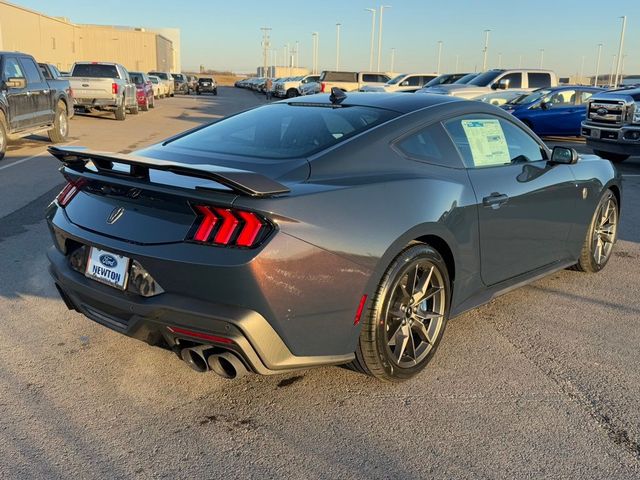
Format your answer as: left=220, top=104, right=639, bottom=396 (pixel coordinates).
left=594, top=43, right=602, bottom=86
left=539, top=49, right=544, bottom=68
left=579, top=55, right=585, bottom=84
left=390, top=48, right=395, bottom=72
left=365, top=8, right=376, bottom=71
left=498, top=52, right=502, bottom=69
left=518, top=54, right=523, bottom=68
left=609, top=54, right=616, bottom=86
left=482, top=29, right=490, bottom=70
left=295, top=40, right=299, bottom=68
left=311, top=32, right=318, bottom=74
left=436, top=41, right=443, bottom=74
left=455, top=55, right=460, bottom=73
left=335, top=23, right=341, bottom=70
left=377, top=5, right=391, bottom=72
left=260, top=27, right=271, bottom=77
left=613, top=15, right=627, bottom=88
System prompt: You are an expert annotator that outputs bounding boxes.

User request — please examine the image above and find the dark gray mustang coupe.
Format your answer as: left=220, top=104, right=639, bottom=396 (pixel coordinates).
left=47, top=91, right=621, bottom=382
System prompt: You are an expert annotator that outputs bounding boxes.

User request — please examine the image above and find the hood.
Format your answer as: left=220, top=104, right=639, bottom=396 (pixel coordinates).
left=592, top=88, right=640, bottom=102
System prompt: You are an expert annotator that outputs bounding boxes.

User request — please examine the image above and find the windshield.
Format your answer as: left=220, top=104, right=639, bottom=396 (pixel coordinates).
left=454, top=73, right=478, bottom=84
left=387, top=74, right=407, bottom=85
left=72, top=64, right=118, bottom=78
left=510, top=89, right=552, bottom=105
left=150, top=72, right=169, bottom=80
left=149, top=77, right=159, bottom=84
left=425, top=75, right=450, bottom=87
left=167, top=104, right=397, bottom=160
left=468, top=71, right=502, bottom=86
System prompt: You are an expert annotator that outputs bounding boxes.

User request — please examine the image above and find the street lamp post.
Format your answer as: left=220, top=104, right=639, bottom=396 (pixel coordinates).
left=539, top=49, right=544, bottom=68
left=613, top=16, right=627, bottom=88
left=335, top=23, right=341, bottom=70
left=579, top=55, right=585, bottom=84
left=609, top=54, right=616, bottom=86
left=594, top=43, right=603, bottom=86
left=482, top=29, right=490, bottom=70
left=455, top=55, right=460, bottom=73
left=311, top=32, right=318, bottom=74
left=498, top=52, right=502, bottom=69
left=390, top=48, right=395, bottom=72
left=436, top=41, right=443, bottom=74
left=377, top=5, right=391, bottom=72
left=365, top=8, right=376, bottom=71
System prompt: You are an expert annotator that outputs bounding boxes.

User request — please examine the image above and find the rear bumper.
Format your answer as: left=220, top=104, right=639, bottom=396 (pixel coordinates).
left=49, top=246, right=354, bottom=374
left=73, top=97, right=120, bottom=109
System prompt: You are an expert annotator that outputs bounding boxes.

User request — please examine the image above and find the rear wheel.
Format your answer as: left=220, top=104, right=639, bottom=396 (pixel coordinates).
left=149, top=95, right=155, bottom=109
left=213, top=88, right=218, bottom=96
left=351, top=244, right=450, bottom=382
left=141, top=97, right=149, bottom=112
left=286, top=88, right=298, bottom=98
left=593, top=150, right=629, bottom=163
left=48, top=101, right=68, bottom=143
left=129, top=103, right=139, bottom=115
left=574, top=189, right=619, bottom=273
left=115, top=102, right=126, bottom=121
left=0, top=112, right=7, bottom=161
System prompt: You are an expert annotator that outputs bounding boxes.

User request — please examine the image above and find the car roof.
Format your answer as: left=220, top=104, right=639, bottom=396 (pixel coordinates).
left=284, top=92, right=464, bottom=114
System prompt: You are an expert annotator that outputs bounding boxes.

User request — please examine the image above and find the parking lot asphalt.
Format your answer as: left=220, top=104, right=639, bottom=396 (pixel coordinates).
left=1, top=88, right=639, bottom=479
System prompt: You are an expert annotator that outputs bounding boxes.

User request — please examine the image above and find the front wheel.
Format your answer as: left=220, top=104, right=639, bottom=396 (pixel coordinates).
left=48, top=101, right=69, bottom=143
left=593, top=150, right=630, bottom=163
left=115, top=103, right=126, bottom=121
left=213, top=88, right=218, bottom=96
left=574, top=189, right=619, bottom=273
left=351, top=244, right=450, bottom=382
left=0, top=112, right=7, bottom=160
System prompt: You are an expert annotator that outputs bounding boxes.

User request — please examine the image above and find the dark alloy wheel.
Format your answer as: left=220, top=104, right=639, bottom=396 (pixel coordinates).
left=575, top=189, right=619, bottom=272
left=352, top=244, right=450, bottom=381
left=593, top=150, right=630, bottom=163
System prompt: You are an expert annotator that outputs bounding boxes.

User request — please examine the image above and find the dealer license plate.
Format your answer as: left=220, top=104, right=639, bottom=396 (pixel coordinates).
left=85, top=247, right=130, bottom=290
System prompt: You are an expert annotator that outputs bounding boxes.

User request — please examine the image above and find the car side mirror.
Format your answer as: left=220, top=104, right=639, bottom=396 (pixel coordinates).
left=541, top=101, right=552, bottom=110
left=550, top=146, right=578, bottom=165
left=494, top=79, right=510, bottom=90
left=6, top=77, right=26, bottom=89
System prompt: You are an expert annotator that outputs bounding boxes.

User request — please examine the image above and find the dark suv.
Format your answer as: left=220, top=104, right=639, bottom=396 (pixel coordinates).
left=196, top=77, right=218, bottom=95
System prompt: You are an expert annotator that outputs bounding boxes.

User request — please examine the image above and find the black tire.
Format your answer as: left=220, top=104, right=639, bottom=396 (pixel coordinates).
left=0, top=112, right=7, bottom=161
left=129, top=104, right=139, bottom=115
left=197, top=90, right=201, bottom=95
left=48, top=101, right=69, bottom=143
left=141, top=98, right=149, bottom=112
left=593, top=150, right=629, bottom=163
left=149, top=96, right=155, bottom=109
left=170, top=92, right=174, bottom=97
left=351, top=243, right=451, bottom=382
left=286, top=88, right=298, bottom=98
left=573, top=189, right=619, bottom=273
left=213, top=89, right=218, bottom=96
left=115, top=102, right=126, bottom=121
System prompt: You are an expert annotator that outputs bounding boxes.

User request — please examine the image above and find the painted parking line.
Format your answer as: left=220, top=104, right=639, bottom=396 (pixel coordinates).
left=0, top=141, right=77, bottom=171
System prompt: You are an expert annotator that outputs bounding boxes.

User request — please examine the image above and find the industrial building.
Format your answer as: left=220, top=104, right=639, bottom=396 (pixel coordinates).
left=0, top=1, right=180, bottom=72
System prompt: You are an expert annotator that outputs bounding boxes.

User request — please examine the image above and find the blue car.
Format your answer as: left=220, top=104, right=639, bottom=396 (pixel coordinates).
left=502, top=86, right=604, bottom=136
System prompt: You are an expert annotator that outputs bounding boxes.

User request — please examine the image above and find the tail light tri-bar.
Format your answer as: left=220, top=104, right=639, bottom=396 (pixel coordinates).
left=187, top=205, right=271, bottom=248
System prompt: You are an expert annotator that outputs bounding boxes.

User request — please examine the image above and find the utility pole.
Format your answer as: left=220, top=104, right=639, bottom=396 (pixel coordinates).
left=609, top=54, right=616, bottom=86
left=335, top=23, right=341, bottom=70
left=482, top=29, right=490, bottom=70
left=377, top=5, right=391, bottom=71
left=390, top=48, right=395, bottom=72
left=594, top=43, right=602, bottom=86
left=311, top=32, right=318, bottom=74
left=365, top=8, right=376, bottom=71
left=436, top=41, right=443, bottom=74
left=613, top=16, right=627, bottom=88
left=260, top=27, right=271, bottom=77
left=539, top=49, right=544, bottom=68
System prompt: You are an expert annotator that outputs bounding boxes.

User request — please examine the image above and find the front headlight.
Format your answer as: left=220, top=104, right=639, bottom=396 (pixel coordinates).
left=633, top=103, right=640, bottom=124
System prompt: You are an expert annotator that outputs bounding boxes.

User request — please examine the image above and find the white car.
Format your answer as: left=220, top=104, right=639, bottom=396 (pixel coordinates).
left=148, top=75, right=167, bottom=98
left=275, top=74, right=321, bottom=98
left=473, top=89, right=529, bottom=106
left=360, top=73, right=438, bottom=93
left=148, top=71, right=175, bottom=97
left=420, top=69, right=558, bottom=99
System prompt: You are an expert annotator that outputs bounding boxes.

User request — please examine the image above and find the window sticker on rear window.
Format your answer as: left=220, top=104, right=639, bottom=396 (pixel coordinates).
left=461, top=119, right=510, bottom=167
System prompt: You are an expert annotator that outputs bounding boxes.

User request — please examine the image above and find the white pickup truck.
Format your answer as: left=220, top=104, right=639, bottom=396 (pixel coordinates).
left=318, top=71, right=390, bottom=93
left=69, top=62, right=137, bottom=120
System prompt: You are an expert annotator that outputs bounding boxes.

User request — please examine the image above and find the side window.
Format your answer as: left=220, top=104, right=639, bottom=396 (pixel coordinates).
left=548, top=89, right=576, bottom=106
left=579, top=91, right=594, bottom=104
left=18, top=58, right=42, bottom=84
left=405, top=76, right=421, bottom=87
left=2, top=58, right=24, bottom=81
left=362, top=74, right=377, bottom=82
left=421, top=76, right=435, bottom=85
left=528, top=73, right=551, bottom=88
left=444, top=115, right=545, bottom=168
left=395, top=123, right=464, bottom=168
left=499, top=72, right=522, bottom=88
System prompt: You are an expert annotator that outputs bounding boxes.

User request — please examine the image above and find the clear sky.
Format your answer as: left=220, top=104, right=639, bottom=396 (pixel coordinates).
left=14, top=0, right=640, bottom=76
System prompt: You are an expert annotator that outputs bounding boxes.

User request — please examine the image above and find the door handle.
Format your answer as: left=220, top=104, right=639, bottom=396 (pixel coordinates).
left=482, top=193, right=509, bottom=209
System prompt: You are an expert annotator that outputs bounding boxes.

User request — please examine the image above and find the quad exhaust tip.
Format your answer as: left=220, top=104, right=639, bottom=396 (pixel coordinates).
left=180, top=346, right=247, bottom=379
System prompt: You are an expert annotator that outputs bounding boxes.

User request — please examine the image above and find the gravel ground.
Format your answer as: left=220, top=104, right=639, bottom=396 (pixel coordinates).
left=1, top=89, right=639, bottom=479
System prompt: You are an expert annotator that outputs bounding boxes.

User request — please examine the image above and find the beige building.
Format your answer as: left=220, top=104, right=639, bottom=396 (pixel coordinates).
left=0, top=1, right=178, bottom=72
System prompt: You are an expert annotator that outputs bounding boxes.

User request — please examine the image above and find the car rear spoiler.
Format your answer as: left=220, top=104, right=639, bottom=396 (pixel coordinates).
left=48, top=146, right=290, bottom=197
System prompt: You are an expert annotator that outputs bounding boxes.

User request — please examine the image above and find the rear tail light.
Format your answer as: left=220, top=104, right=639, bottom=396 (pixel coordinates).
left=187, top=205, right=271, bottom=248
left=56, top=178, right=85, bottom=207
left=320, top=82, right=326, bottom=93
left=112, top=82, right=118, bottom=94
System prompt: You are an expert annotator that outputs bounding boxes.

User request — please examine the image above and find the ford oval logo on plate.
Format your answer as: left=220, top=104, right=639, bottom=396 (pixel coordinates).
left=596, top=108, right=608, bottom=116
left=99, top=254, right=118, bottom=268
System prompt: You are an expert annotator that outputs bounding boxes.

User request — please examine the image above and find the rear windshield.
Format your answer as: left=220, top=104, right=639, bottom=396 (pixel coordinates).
left=168, top=103, right=397, bottom=160
left=130, top=73, right=145, bottom=84
left=320, top=71, right=357, bottom=82
left=72, top=64, right=118, bottom=78
left=150, top=72, right=169, bottom=80
left=199, top=78, right=213, bottom=83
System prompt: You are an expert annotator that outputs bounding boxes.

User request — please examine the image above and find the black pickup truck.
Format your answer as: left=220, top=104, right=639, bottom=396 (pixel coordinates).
left=0, top=52, right=72, bottom=160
